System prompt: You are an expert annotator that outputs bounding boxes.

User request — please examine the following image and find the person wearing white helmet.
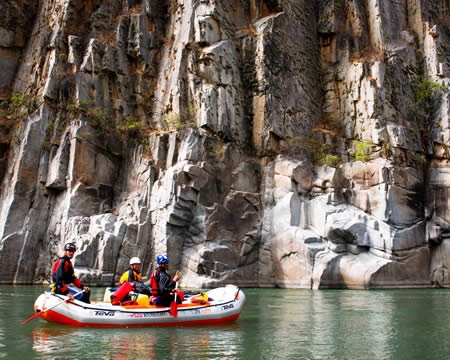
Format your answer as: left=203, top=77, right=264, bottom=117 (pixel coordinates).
left=118, top=256, right=150, bottom=298
left=119, top=257, right=143, bottom=284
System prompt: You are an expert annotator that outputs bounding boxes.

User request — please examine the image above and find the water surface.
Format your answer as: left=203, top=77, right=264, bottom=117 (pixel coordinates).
left=1, top=286, right=449, bottom=359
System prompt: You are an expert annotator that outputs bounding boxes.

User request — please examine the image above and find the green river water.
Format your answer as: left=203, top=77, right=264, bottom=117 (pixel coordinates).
left=1, top=285, right=449, bottom=359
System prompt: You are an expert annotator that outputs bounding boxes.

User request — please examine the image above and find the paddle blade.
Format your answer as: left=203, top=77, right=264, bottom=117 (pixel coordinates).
left=170, top=301, right=178, bottom=318
left=21, top=312, right=42, bottom=325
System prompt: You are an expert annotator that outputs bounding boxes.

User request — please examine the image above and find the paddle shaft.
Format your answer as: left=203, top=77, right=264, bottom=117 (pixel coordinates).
left=21, top=288, right=85, bottom=325
left=174, top=282, right=178, bottom=303
left=170, top=282, right=178, bottom=318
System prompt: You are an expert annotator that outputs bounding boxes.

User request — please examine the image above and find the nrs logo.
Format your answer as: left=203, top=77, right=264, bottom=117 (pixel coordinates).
left=129, top=313, right=144, bottom=318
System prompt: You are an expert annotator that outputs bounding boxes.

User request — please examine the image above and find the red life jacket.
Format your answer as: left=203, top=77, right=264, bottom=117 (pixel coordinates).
left=150, top=269, right=160, bottom=296
left=52, top=256, right=83, bottom=294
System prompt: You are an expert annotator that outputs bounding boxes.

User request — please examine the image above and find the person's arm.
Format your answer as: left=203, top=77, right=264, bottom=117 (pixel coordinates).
left=70, top=263, right=89, bottom=293
left=73, top=278, right=89, bottom=293
left=73, top=277, right=84, bottom=289
left=159, top=272, right=175, bottom=295
left=119, top=270, right=128, bottom=285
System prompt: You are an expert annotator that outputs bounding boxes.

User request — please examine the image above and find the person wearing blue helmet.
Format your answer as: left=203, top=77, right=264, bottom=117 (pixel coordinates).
left=149, top=254, right=182, bottom=306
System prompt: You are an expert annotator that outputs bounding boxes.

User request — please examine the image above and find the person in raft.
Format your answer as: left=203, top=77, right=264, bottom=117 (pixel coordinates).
left=149, top=254, right=183, bottom=307
left=119, top=257, right=150, bottom=295
left=51, top=242, right=90, bottom=303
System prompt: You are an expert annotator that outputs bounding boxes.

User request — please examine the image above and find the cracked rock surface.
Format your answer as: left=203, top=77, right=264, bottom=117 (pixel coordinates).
left=0, top=0, right=449, bottom=289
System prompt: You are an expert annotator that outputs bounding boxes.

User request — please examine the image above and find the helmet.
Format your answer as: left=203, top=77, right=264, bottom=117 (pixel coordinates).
left=130, top=257, right=141, bottom=265
left=64, top=243, right=76, bottom=251
left=156, top=254, right=169, bottom=264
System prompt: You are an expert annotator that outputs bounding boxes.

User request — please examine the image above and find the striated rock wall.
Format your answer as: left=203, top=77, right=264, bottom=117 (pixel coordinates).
left=0, top=0, right=449, bottom=289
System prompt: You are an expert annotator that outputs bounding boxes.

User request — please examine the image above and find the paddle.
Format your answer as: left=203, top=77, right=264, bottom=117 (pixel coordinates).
left=170, top=282, right=178, bottom=318
left=21, top=289, right=85, bottom=325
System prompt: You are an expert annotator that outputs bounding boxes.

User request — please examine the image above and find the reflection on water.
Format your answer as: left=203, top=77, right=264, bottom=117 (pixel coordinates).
left=31, top=323, right=242, bottom=359
left=31, top=326, right=160, bottom=358
left=238, top=289, right=450, bottom=360
left=1, top=286, right=450, bottom=359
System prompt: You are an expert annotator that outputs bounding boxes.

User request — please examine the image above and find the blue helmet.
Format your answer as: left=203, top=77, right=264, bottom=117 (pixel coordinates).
left=156, top=254, right=169, bottom=264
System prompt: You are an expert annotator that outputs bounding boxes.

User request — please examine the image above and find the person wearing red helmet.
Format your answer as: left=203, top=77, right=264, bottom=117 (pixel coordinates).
left=149, top=254, right=182, bottom=306
left=51, top=243, right=90, bottom=303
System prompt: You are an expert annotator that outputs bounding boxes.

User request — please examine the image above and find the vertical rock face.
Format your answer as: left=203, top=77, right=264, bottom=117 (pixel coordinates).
left=0, top=0, right=449, bottom=289
left=0, top=0, right=38, bottom=92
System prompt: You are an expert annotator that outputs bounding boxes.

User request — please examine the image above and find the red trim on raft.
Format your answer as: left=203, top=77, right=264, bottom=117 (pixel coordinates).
left=42, top=309, right=242, bottom=327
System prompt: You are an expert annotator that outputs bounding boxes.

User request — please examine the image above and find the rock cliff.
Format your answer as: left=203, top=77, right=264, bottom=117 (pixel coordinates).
left=0, top=0, right=449, bottom=289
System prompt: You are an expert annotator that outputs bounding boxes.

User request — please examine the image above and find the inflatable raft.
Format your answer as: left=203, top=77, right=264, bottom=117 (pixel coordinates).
left=33, top=285, right=245, bottom=327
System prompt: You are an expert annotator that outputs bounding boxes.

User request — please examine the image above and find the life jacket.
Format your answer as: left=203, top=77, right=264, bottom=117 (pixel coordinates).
left=52, top=256, right=83, bottom=294
left=119, top=268, right=142, bottom=285
left=149, top=269, right=161, bottom=297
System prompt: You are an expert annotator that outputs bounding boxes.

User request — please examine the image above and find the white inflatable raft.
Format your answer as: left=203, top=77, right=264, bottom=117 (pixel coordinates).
left=33, top=285, right=245, bottom=327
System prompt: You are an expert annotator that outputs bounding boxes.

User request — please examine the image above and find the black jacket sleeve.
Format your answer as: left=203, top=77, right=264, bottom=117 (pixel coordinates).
left=158, top=271, right=176, bottom=296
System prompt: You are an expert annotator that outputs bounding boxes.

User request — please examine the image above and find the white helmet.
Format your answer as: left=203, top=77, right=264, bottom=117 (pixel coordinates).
left=130, top=257, right=141, bottom=265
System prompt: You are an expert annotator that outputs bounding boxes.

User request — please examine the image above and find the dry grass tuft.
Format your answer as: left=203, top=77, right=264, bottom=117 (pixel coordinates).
left=351, top=45, right=384, bottom=63
left=129, top=5, right=143, bottom=16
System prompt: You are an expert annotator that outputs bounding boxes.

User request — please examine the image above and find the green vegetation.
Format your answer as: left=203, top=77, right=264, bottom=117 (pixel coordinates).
left=1, top=93, right=38, bottom=121
left=406, top=76, right=449, bottom=150
left=44, top=115, right=68, bottom=149
left=0, top=92, right=40, bottom=144
left=68, top=100, right=108, bottom=130
left=352, top=140, right=372, bottom=162
left=415, top=76, right=448, bottom=105
left=140, top=138, right=151, bottom=156
left=322, top=153, right=341, bottom=168
left=115, top=116, right=140, bottom=132
left=67, top=100, right=146, bottom=156
left=381, top=140, right=393, bottom=158
left=413, top=76, right=448, bottom=122
left=206, top=136, right=224, bottom=159
left=163, top=103, right=197, bottom=131
left=288, top=136, right=341, bottom=168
